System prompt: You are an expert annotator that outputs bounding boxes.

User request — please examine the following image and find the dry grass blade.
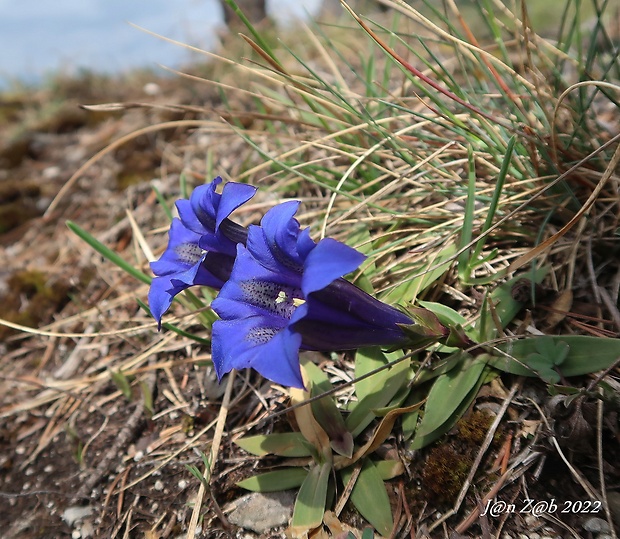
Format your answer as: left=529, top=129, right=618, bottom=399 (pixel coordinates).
left=187, top=372, right=236, bottom=537
left=597, top=387, right=619, bottom=539
left=508, top=137, right=620, bottom=273
left=44, top=119, right=224, bottom=216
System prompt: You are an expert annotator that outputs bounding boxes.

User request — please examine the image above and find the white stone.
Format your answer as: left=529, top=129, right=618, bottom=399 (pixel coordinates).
left=143, top=82, right=161, bottom=96
left=583, top=516, right=610, bottom=533
left=43, top=166, right=61, bottom=179
left=62, top=506, right=93, bottom=526
left=227, top=491, right=295, bottom=534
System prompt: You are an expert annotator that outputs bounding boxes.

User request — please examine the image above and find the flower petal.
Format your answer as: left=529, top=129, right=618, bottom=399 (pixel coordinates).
left=149, top=257, right=223, bottom=328
left=149, top=218, right=203, bottom=276
left=148, top=275, right=177, bottom=327
left=212, top=317, right=304, bottom=387
left=301, top=238, right=365, bottom=295
left=189, top=179, right=221, bottom=231
left=176, top=198, right=209, bottom=236
left=216, top=182, right=258, bottom=230
left=213, top=245, right=302, bottom=319
left=247, top=201, right=305, bottom=273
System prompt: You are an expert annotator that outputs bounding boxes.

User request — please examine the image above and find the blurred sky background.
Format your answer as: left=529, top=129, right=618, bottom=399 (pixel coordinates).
left=0, top=0, right=323, bottom=88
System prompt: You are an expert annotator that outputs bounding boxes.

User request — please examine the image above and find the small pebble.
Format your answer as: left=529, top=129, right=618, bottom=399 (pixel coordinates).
left=143, top=82, right=161, bottom=96
left=583, top=516, right=610, bottom=534
left=43, top=166, right=61, bottom=179
left=62, top=506, right=93, bottom=526
left=227, top=491, right=295, bottom=534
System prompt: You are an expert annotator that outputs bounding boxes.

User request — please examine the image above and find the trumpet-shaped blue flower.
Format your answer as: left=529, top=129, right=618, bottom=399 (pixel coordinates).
left=148, top=177, right=256, bottom=326
left=211, top=201, right=413, bottom=388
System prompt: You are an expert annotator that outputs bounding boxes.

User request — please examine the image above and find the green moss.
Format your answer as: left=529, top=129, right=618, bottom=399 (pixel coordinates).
left=456, top=410, right=494, bottom=446
left=0, top=178, right=42, bottom=232
left=421, top=410, right=499, bottom=505
left=0, top=269, right=70, bottom=342
left=422, top=445, right=471, bottom=505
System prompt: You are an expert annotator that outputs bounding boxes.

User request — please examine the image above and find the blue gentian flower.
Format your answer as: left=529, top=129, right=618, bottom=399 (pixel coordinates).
left=211, top=201, right=413, bottom=388
left=148, top=177, right=257, bottom=327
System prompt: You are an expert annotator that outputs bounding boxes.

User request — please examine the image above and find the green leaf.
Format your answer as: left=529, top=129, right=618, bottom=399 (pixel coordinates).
left=412, top=354, right=488, bottom=447
left=140, top=380, right=154, bottom=417
left=374, top=459, right=405, bottom=481
left=534, top=338, right=570, bottom=367
left=109, top=369, right=132, bottom=400
left=290, top=462, right=331, bottom=533
left=478, top=267, right=548, bottom=340
left=471, top=136, right=516, bottom=263
left=400, top=389, right=425, bottom=441
left=347, top=348, right=411, bottom=437
left=410, top=351, right=464, bottom=386
left=234, top=433, right=313, bottom=458
left=491, top=336, right=620, bottom=378
left=411, top=365, right=488, bottom=449
left=354, top=347, right=391, bottom=402
left=236, top=468, right=309, bottom=492
left=417, top=300, right=469, bottom=328
left=457, top=145, right=477, bottom=283
left=522, top=338, right=570, bottom=384
left=361, top=529, right=375, bottom=539
left=223, top=0, right=281, bottom=68
left=302, top=357, right=354, bottom=458
left=341, top=460, right=393, bottom=537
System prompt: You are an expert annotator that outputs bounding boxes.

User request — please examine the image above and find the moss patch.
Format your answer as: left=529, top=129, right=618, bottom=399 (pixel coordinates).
left=0, top=269, right=71, bottom=342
